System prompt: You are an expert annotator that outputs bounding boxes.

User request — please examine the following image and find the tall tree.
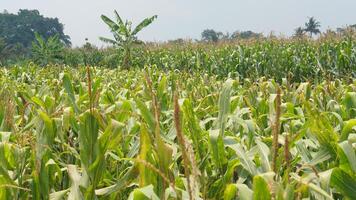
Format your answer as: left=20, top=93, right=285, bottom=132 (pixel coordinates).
left=0, top=37, right=8, bottom=65
left=0, top=9, right=71, bottom=48
left=100, top=10, right=157, bottom=69
left=0, top=37, right=26, bottom=65
left=293, top=27, right=305, bottom=38
left=231, top=30, right=263, bottom=40
left=201, top=29, right=223, bottom=42
left=304, top=17, right=321, bottom=37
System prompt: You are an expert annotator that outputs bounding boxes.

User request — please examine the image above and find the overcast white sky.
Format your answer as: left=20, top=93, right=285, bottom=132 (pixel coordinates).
left=2, top=0, right=356, bottom=46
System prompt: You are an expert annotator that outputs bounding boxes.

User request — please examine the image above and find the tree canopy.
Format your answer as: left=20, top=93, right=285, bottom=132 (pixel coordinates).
left=201, top=29, right=223, bottom=42
left=0, top=9, right=71, bottom=48
left=100, top=10, right=157, bottom=68
left=231, top=31, right=263, bottom=39
left=201, top=29, right=263, bottom=42
left=294, top=27, right=305, bottom=38
left=304, top=17, right=321, bottom=37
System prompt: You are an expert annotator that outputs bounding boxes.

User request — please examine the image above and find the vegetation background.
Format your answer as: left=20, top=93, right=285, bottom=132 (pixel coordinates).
left=0, top=7, right=355, bottom=200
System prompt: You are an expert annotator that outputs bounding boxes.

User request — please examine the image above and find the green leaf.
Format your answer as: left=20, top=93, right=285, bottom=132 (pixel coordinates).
left=138, top=124, right=155, bottom=187
left=49, top=189, right=69, bottom=200
left=62, top=107, right=74, bottom=132
left=283, top=184, right=296, bottom=200
left=338, top=141, right=356, bottom=173
left=128, top=185, right=160, bottom=200
left=100, top=15, right=120, bottom=32
left=209, top=129, right=227, bottom=170
left=224, top=184, right=237, bottom=200
left=113, top=10, right=127, bottom=32
left=341, top=119, right=356, bottom=141
left=255, top=140, right=271, bottom=172
left=63, top=73, right=79, bottom=113
left=330, top=168, right=356, bottom=199
left=216, top=79, right=234, bottom=137
left=38, top=110, right=56, bottom=146
left=182, top=99, right=205, bottom=160
left=99, top=37, right=119, bottom=46
left=79, top=111, right=99, bottom=178
left=236, top=183, right=253, bottom=200
left=306, top=112, right=338, bottom=157
left=95, top=166, right=138, bottom=196
left=135, top=99, right=155, bottom=133
left=343, top=92, right=356, bottom=118
left=291, top=173, right=333, bottom=200
left=67, top=165, right=85, bottom=200
left=132, top=15, right=158, bottom=36
left=226, top=143, right=257, bottom=176
left=253, top=176, right=271, bottom=200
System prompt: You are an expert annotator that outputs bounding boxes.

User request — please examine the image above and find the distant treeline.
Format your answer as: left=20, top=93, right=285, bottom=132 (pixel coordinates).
left=0, top=9, right=70, bottom=64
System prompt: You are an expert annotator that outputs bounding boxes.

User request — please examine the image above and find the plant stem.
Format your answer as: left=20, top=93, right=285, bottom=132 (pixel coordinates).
left=174, top=92, right=193, bottom=200
left=272, top=86, right=281, bottom=175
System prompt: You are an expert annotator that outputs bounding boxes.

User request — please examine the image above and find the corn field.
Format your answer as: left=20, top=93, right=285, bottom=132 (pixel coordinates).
left=0, top=57, right=356, bottom=199
left=64, top=38, right=356, bottom=82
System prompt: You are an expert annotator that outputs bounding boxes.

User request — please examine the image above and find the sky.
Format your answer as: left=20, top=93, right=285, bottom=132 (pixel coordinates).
left=2, top=0, right=356, bottom=46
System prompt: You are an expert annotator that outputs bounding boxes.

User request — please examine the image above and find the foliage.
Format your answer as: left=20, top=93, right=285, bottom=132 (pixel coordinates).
left=31, top=33, right=64, bottom=66
left=201, top=29, right=262, bottom=42
left=0, top=65, right=355, bottom=199
left=0, top=9, right=71, bottom=47
left=293, top=27, right=305, bottom=38
left=304, top=17, right=321, bottom=37
left=100, top=10, right=157, bottom=69
left=138, top=38, right=356, bottom=81
left=201, top=29, right=224, bottom=42
left=230, top=31, right=263, bottom=40
left=0, top=37, right=28, bottom=65
left=49, top=37, right=356, bottom=82
left=0, top=37, right=9, bottom=65
left=336, top=24, right=356, bottom=36
left=81, top=39, right=105, bottom=67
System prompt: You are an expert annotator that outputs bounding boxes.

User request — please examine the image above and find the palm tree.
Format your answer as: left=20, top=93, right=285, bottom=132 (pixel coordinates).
left=304, top=17, right=321, bottom=37
left=293, top=27, right=305, bottom=38
left=100, top=10, right=157, bottom=69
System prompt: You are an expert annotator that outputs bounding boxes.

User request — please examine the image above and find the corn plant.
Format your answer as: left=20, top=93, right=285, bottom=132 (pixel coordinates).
left=0, top=61, right=355, bottom=199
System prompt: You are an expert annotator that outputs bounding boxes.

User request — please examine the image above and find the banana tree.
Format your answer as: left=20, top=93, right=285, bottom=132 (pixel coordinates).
left=31, top=32, right=64, bottom=66
left=100, top=10, right=157, bottom=69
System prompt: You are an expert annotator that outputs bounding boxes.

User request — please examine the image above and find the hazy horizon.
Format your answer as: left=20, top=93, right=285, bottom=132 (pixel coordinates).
left=2, top=0, right=356, bottom=47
